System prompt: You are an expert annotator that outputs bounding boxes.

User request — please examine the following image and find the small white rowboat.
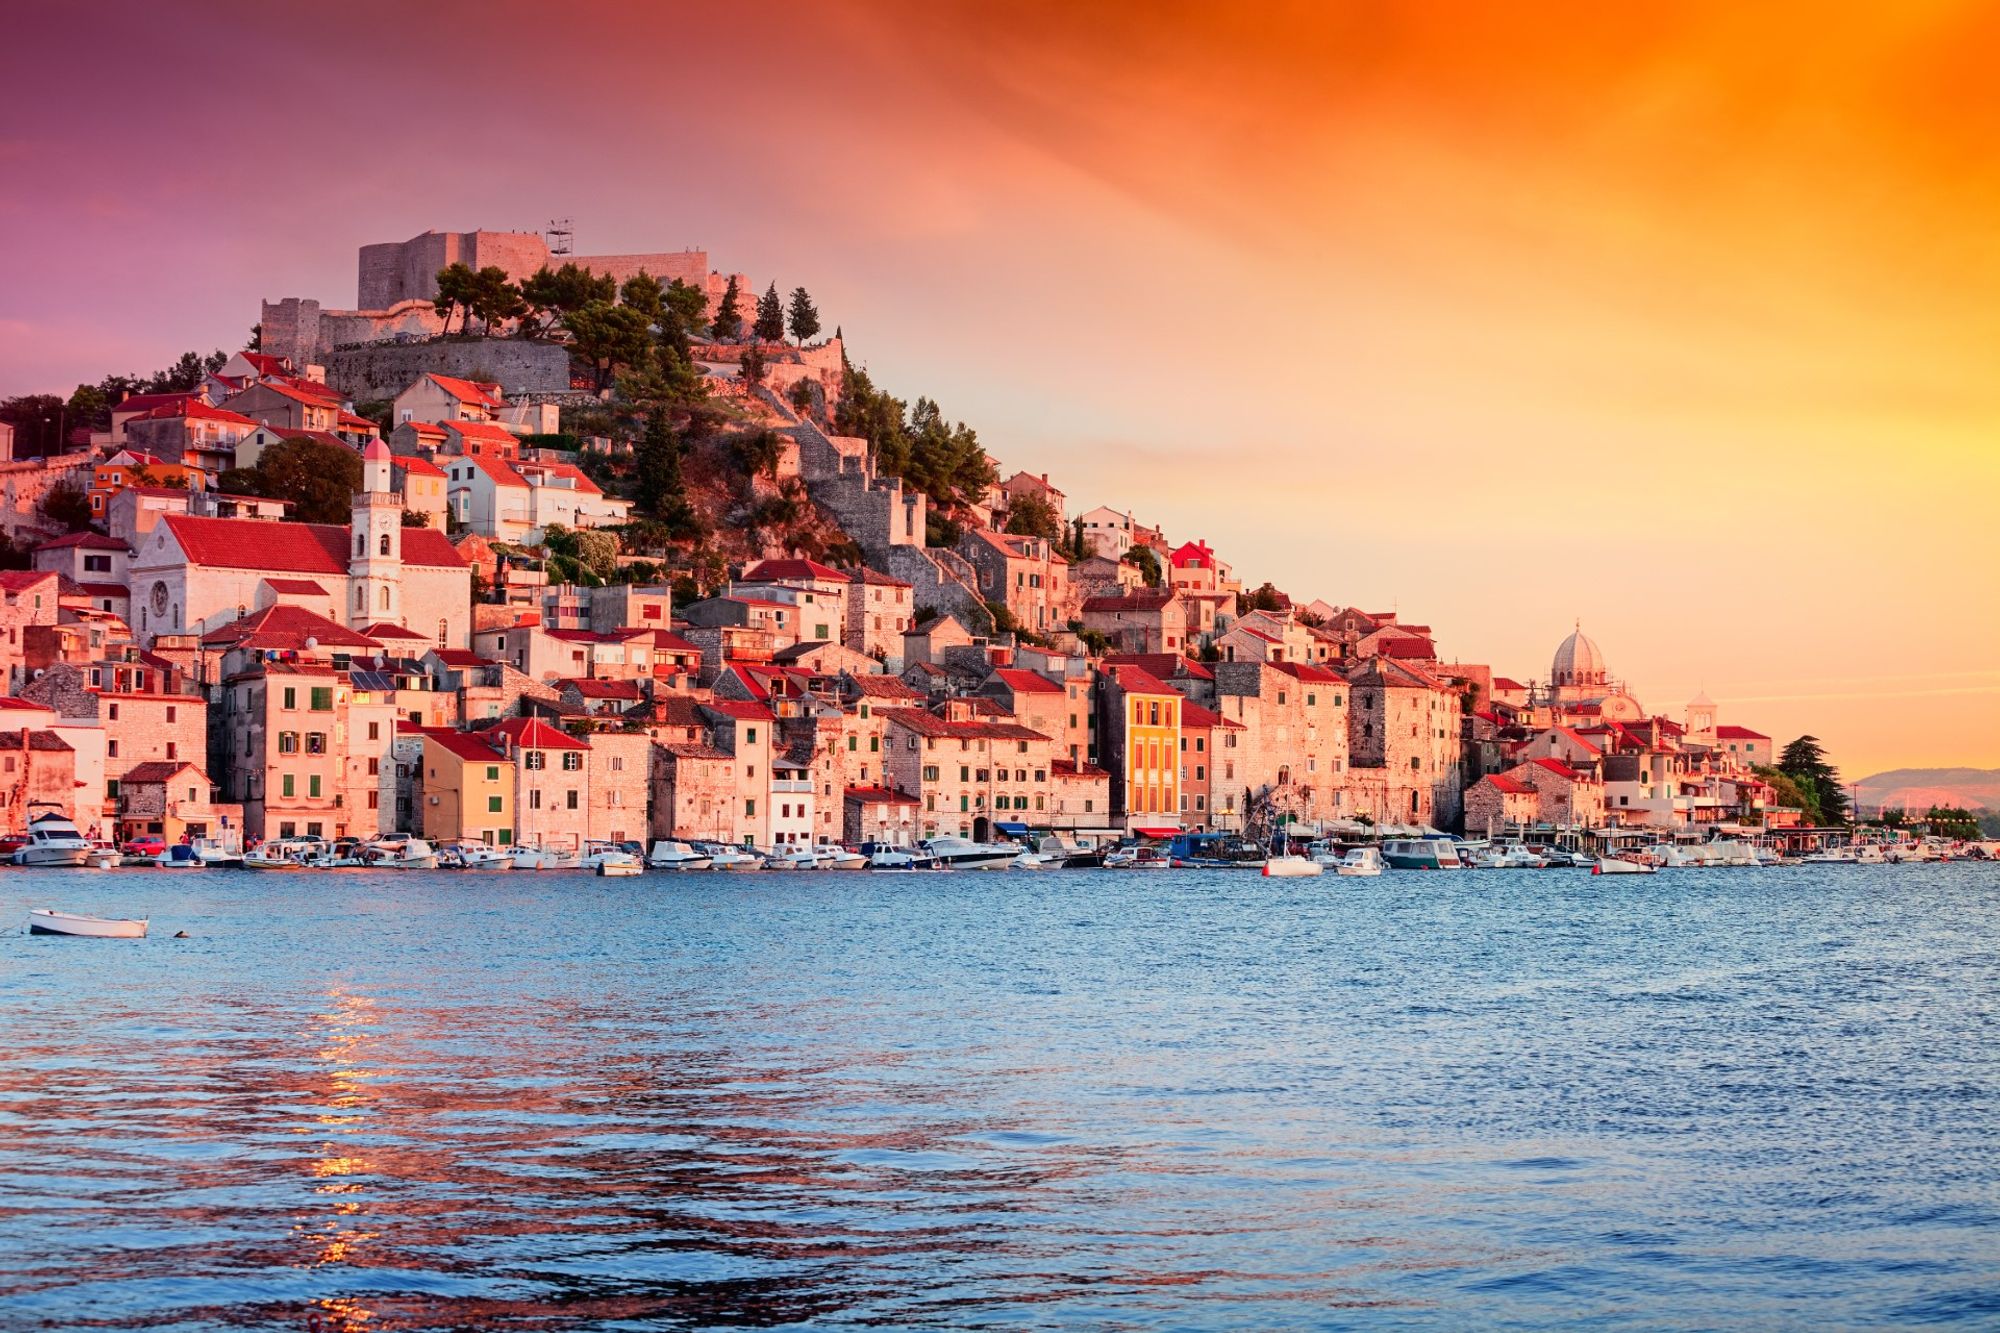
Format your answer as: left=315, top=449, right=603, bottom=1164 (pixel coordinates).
left=28, top=909, right=149, bottom=938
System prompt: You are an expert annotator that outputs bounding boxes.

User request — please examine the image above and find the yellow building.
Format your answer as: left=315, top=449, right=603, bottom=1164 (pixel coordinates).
left=421, top=730, right=514, bottom=845
left=1103, top=664, right=1181, bottom=830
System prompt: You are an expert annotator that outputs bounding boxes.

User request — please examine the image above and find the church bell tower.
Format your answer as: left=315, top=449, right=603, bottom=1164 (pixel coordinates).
left=348, top=438, right=402, bottom=627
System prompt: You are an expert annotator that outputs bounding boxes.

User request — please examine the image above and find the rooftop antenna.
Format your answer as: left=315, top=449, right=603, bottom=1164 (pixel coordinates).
left=545, top=218, right=574, bottom=256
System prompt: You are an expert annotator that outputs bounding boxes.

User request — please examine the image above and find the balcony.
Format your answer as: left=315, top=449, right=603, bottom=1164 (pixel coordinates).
left=771, top=779, right=812, bottom=794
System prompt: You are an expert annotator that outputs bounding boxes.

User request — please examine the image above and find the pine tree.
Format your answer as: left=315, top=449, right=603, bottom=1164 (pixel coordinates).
left=754, top=282, right=785, bottom=342
left=787, top=286, right=821, bottom=345
left=1779, top=735, right=1849, bottom=826
left=710, top=275, right=743, bottom=341
left=634, top=408, right=696, bottom=538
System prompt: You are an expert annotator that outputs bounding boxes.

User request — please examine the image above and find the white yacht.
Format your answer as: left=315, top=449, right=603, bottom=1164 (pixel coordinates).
left=581, top=841, right=644, bottom=875
left=813, top=845, right=869, bottom=871
left=920, top=836, right=1019, bottom=871
left=442, top=842, right=513, bottom=870
left=763, top=845, right=821, bottom=871
left=14, top=813, right=92, bottom=868
left=360, top=836, right=438, bottom=870
left=647, top=840, right=714, bottom=871
left=700, top=843, right=764, bottom=873
left=1333, top=846, right=1385, bottom=877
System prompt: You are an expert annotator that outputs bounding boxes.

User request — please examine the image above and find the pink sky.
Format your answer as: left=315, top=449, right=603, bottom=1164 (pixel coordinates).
left=3, top=1, right=1995, bottom=777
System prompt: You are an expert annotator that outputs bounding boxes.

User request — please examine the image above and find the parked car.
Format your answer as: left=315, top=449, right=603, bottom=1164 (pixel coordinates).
left=122, top=836, right=167, bottom=858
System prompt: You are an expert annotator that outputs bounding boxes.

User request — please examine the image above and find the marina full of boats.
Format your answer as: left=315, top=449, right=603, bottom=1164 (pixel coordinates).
left=7, top=816, right=1993, bottom=882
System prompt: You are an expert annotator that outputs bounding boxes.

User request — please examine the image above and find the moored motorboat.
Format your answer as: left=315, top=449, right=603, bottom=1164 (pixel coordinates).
left=359, top=836, right=438, bottom=870
left=763, top=846, right=820, bottom=871
left=13, top=812, right=92, bottom=868
left=647, top=840, right=714, bottom=871
left=1262, top=854, right=1323, bottom=877
left=190, top=838, right=243, bottom=867
left=702, top=843, right=764, bottom=872
left=1591, top=856, right=1657, bottom=875
left=1379, top=838, right=1463, bottom=871
left=1166, top=831, right=1268, bottom=869
left=921, top=836, right=1019, bottom=871
left=442, top=842, right=513, bottom=870
left=28, top=908, right=148, bottom=938
left=814, top=845, right=869, bottom=871
left=581, top=841, right=644, bottom=875
left=153, top=844, right=206, bottom=869
left=1334, top=846, right=1385, bottom=877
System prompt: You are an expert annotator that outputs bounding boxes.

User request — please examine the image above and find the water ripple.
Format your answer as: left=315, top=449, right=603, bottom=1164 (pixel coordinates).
left=1, top=862, right=1996, bottom=1328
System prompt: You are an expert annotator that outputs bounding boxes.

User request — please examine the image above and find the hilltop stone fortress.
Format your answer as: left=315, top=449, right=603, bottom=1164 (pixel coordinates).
left=262, top=228, right=757, bottom=395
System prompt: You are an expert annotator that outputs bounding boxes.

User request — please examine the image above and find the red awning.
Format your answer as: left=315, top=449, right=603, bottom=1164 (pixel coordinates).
left=1132, top=826, right=1183, bottom=839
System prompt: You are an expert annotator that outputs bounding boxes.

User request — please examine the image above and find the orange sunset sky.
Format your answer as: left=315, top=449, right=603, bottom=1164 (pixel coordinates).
left=2, top=1, right=1995, bottom=777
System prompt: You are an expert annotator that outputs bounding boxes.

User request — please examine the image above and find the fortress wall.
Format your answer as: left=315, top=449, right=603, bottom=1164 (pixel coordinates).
left=321, top=338, right=573, bottom=403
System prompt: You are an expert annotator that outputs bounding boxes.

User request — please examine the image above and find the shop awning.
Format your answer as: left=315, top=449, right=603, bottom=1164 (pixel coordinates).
left=1132, top=826, right=1182, bottom=839
left=995, top=822, right=1030, bottom=836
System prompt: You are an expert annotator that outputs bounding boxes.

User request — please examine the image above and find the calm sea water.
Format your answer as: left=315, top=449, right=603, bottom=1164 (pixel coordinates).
left=1, top=863, right=1996, bottom=1330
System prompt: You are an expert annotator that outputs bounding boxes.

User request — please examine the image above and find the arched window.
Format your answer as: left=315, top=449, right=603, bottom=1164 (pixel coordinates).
left=354, top=585, right=365, bottom=612
left=379, top=586, right=391, bottom=611
left=355, top=534, right=364, bottom=556
left=436, top=619, right=449, bottom=649
left=379, top=532, right=390, bottom=556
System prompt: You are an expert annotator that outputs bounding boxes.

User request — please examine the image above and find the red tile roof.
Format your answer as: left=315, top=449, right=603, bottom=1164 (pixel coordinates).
left=201, top=603, right=381, bottom=651
left=1715, top=725, right=1769, bottom=740
left=33, top=532, right=128, bottom=552
left=357, top=622, right=428, bottom=640
left=262, top=577, right=329, bottom=595
left=394, top=455, right=447, bottom=478
left=844, top=674, right=924, bottom=700
left=487, top=716, right=588, bottom=750
left=0, top=571, right=59, bottom=591
left=1102, top=653, right=1212, bottom=681
left=563, top=678, right=643, bottom=699
left=113, top=392, right=197, bottom=417
left=1168, top=539, right=1216, bottom=568
left=741, top=558, right=845, bottom=583
left=1051, top=758, right=1110, bottom=778
left=429, top=649, right=485, bottom=668
left=119, top=759, right=206, bottom=784
left=991, top=667, right=1062, bottom=695
left=878, top=707, right=1051, bottom=742
left=1529, top=756, right=1588, bottom=782
left=845, top=785, right=919, bottom=803
left=847, top=566, right=911, bottom=587
left=1486, top=773, right=1535, bottom=795
left=425, top=374, right=504, bottom=408
left=442, top=420, right=520, bottom=446
left=421, top=728, right=507, bottom=763
left=453, top=451, right=528, bottom=489
left=1101, top=664, right=1177, bottom=697
left=702, top=699, right=776, bottom=722
left=133, top=400, right=257, bottom=426
left=518, top=459, right=601, bottom=495
left=163, top=515, right=466, bottom=572
left=1493, top=677, right=1527, bottom=692
left=1082, top=590, right=1176, bottom=613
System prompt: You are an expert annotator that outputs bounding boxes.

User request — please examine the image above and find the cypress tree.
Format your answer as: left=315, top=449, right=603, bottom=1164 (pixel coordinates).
left=709, top=275, right=743, bottom=341
left=787, top=286, right=821, bottom=344
left=754, top=282, right=785, bottom=342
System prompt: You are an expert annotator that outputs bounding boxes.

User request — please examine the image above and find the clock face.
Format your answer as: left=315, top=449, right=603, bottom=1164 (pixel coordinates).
left=151, top=582, right=169, bottom=615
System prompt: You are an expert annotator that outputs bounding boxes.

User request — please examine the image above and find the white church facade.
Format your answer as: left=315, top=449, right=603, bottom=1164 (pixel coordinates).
left=126, top=439, right=472, bottom=648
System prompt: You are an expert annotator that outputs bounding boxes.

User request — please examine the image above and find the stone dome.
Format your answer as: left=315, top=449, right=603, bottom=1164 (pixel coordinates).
left=1552, top=624, right=1608, bottom=688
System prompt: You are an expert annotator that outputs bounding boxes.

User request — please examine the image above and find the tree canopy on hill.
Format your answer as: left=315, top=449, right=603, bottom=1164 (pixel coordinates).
left=1004, top=492, right=1063, bottom=540
left=835, top=358, right=996, bottom=515
left=1754, top=765, right=1822, bottom=825
left=218, top=436, right=361, bottom=525
left=1780, top=735, right=1849, bottom=825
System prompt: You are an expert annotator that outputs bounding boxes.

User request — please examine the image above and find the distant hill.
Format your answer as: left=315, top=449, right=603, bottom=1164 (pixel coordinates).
left=1852, top=768, right=2000, bottom=814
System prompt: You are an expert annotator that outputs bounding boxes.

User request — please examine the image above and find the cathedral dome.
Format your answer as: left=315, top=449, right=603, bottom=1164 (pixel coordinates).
left=1552, top=624, right=1607, bottom=687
